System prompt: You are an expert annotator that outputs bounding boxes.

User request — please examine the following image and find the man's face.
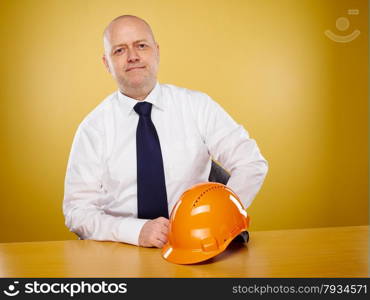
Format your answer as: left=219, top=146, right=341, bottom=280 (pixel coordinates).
left=103, top=17, right=160, bottom=94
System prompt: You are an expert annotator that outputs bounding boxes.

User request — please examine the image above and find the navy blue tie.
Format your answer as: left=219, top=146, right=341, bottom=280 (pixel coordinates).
left=134, top=102, right=169, bottom=219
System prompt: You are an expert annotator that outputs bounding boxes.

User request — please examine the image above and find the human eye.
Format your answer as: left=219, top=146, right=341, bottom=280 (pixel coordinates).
left=113, top=48, right=124, bottom=55
left=138, top=43, right=148, bottom=49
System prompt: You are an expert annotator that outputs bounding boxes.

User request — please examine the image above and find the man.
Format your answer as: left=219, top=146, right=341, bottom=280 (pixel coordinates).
left=63, top=15, right=268, bottom=248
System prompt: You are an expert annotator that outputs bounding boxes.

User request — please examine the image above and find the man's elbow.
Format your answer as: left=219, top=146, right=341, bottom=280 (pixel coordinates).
left=260, top=157, right=268, bottom=178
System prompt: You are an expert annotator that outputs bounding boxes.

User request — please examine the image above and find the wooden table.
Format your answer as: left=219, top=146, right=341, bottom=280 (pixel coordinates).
left=0, top=226, right=367, bottom=277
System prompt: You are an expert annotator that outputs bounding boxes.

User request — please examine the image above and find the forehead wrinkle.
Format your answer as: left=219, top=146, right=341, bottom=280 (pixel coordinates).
left=112, top=39, right=150, bottom=49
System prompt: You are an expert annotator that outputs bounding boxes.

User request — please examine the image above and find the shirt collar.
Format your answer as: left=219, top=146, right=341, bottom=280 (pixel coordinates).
left=116, top=82, right=164, bottom=116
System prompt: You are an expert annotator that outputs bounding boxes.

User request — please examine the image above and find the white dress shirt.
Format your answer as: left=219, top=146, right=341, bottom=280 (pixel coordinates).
left=63, top=82, right=268, bottom=245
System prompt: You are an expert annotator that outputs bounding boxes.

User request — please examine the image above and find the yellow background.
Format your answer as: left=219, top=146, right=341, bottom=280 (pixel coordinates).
left=0, top=0, right=367, bottom=242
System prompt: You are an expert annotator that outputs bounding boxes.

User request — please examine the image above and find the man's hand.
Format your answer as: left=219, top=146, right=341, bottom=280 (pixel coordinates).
left=138, top=217, right=169, bottom=248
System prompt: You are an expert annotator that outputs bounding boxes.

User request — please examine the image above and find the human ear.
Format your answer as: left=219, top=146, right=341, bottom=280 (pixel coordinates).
left=102, top=55, right=111, bottom=73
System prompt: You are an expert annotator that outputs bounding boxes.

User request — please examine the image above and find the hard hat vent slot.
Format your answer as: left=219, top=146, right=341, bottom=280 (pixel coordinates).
left=192, top=185, right=225, bottom=207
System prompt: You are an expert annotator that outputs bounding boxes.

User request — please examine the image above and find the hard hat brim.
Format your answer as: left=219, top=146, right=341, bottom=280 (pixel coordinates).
left=161, top=243, right=224, bottom=265
left=161, top=229, right=248, bottom=265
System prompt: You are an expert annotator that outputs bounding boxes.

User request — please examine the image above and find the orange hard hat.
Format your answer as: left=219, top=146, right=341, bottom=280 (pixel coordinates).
left=161, top=182, right=250, bottom=264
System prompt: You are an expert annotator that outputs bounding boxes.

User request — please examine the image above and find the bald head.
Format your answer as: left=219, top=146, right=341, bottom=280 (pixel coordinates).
left=103, top=15, right=156, bottom=53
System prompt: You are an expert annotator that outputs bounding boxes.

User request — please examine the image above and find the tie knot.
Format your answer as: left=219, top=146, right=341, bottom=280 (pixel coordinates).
left=134, top=102, right=152, bottom=116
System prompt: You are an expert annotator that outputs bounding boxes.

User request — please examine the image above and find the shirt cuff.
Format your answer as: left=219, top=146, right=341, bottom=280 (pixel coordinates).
left=117, top=217, right=149, bottom=246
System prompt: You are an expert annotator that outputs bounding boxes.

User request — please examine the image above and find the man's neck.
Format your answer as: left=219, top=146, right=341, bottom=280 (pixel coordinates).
left=120, top=83, right=156, bottom=101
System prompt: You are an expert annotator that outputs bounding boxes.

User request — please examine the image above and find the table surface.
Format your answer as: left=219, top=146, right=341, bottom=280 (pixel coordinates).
left=0, top=226, right=367, bottom=277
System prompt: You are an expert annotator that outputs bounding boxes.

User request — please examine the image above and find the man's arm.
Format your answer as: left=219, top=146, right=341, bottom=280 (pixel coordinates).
left=195, top=94, right=268, bottom=208
left=63, top=121, right=148, bottom=245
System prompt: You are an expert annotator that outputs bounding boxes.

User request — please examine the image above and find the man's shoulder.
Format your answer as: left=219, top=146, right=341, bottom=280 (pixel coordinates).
left=79, top=91, right=117, bottom=128
left=160, top=83, right=211, bottom=101
left=159, top=83, right=219, bottom=115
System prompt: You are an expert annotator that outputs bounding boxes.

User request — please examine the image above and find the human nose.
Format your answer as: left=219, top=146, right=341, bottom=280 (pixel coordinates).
left=127, top=47, right=140, bottom=63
